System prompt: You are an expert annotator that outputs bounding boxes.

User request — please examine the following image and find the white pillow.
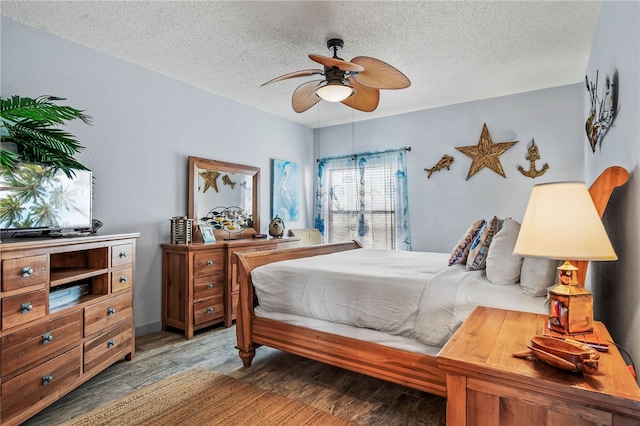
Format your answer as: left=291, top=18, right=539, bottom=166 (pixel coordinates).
left=486, top=218, right=524, bottom=285
left=520, top=257, right=560, bottom=297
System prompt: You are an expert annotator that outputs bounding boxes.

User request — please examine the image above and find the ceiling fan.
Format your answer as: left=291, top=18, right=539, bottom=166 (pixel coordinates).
left=262, top=38, right=411, bottom=113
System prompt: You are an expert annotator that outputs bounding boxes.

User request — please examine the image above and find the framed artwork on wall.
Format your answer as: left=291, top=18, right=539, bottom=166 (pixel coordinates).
left=271, top=159, right=299, bottom=221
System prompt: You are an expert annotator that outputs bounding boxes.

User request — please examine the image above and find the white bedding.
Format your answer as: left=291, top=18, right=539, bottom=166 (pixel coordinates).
left=252, top=249, right=450, bottom=339
left=414, top=264, right=548, bottom=347
left=252, top=248, right=548, bottom=351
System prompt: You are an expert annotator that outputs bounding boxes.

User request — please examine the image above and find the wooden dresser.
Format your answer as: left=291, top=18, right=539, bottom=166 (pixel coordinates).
left=437, top=306, right=640, bottom=426
left=161, top=237, right=299, bottom=339
left=0, top=233, right=139, bottom=425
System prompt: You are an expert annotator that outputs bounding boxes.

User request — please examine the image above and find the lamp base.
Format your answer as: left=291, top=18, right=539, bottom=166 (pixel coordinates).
left=548, top=283, right=593, bottom=334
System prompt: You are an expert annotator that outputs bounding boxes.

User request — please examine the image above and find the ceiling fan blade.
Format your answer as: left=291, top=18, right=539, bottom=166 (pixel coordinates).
left=350, top=56, right=411, bottom=89
left=341, top=79, right=380, bottom=112
left=292, top=80, right=323, bottom=113
left=262, top=69, right=324, bottom=86
left=308, top=54, right=364, bottom=72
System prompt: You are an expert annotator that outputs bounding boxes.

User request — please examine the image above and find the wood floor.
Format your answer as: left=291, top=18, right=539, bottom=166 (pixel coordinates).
left=23, top=325, right=446, bottom=425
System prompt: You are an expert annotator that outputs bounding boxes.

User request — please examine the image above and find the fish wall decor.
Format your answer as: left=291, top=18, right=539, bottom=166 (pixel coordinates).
left=424, top=154, right=454, bottom=179
left=222, top=174, right=236, bottom=189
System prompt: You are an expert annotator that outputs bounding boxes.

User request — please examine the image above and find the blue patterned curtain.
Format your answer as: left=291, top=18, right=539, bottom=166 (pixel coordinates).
left=314, top=147, right=411, bottom=250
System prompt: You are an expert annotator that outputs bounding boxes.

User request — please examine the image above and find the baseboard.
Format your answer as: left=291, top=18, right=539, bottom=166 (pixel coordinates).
left=135, top=321, right=162, bottom=337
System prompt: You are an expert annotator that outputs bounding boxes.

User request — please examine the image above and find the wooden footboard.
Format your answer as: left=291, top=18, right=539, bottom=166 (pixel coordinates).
left=235, top=241, right=447, bottom=397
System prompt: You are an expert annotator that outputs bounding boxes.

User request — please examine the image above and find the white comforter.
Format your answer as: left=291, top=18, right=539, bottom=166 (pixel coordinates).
left=251, top=248, right=547, bottom=347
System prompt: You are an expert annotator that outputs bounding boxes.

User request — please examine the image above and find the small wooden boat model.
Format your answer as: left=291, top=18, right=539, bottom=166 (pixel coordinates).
left=513, top=335, right=599, bottom=374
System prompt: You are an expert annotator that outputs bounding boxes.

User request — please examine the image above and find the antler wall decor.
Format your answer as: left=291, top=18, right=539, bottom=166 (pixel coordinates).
left=585, top=70, right=617, bottom=153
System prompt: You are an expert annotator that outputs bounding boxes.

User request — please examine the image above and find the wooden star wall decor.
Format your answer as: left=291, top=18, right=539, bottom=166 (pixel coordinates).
left=455, top=123, right=518, bottom=180
left=199, top=170, right=220, bottom=193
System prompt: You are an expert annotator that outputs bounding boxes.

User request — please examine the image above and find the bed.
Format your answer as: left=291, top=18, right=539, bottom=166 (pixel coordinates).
left=235, top=166, right=628, bottom=397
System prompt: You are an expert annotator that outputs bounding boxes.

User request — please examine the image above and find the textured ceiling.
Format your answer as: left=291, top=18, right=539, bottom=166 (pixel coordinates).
left=1, top=1, right=600, bottom=128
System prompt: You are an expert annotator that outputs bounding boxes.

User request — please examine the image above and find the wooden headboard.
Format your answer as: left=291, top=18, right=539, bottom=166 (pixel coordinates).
left=574, top=166, right=629, bottom=285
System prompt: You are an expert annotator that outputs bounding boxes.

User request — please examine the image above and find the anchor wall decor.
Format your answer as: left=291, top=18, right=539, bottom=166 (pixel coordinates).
left=518, top=140, right=549, bottom=179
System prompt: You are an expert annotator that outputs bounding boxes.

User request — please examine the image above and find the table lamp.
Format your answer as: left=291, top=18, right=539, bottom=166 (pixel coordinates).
left=513, top=181, right=617, bottom=334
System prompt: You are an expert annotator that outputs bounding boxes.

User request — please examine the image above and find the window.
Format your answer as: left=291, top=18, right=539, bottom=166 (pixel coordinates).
left=314, top=148, right=411, bottom=250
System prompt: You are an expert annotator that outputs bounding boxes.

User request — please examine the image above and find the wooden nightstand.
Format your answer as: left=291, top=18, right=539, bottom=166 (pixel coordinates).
left=437, top=306, right=640, bottom=426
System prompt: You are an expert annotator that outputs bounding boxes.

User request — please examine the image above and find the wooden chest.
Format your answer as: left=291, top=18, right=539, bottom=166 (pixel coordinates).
left=161, top=237, right=299, bottom=338
left=0, top=233, right=139, bottom=426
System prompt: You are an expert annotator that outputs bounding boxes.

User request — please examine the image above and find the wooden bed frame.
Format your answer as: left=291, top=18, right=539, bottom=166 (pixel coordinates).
left=235, top=166, right=628, bottom=398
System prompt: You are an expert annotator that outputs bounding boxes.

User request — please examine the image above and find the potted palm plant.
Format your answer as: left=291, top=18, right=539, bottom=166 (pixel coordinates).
left=1, top=95, right=92, bottom=178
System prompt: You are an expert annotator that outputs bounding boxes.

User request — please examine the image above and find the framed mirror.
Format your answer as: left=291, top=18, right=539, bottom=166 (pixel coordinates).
left=188, top=156, right=260, bottom=240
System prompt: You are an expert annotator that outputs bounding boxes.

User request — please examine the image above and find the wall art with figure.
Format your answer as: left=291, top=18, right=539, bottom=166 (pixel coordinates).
left=271, top=159, right=299, bottom=221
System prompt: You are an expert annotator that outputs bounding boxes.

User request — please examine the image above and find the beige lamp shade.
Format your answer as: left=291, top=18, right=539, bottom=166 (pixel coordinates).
left=513, top=182, right=617, bottom=261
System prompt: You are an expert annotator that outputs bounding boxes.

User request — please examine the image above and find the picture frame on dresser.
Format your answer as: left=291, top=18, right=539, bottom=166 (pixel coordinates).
left=200, top=226, right=216, bottom=243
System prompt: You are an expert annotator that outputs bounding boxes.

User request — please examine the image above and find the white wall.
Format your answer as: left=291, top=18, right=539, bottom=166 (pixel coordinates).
left=585, top=0, right=640, bottom=373
left=1, top=18, right=315, bottom=335
left=315, top=85, right=585, bottom=252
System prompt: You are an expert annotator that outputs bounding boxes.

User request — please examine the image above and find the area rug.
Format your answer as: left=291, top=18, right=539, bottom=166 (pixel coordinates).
left=62, top=367, right=356, bottom=425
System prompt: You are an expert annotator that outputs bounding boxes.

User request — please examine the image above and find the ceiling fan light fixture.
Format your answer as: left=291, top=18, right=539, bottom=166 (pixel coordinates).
left=315, top=80, right=355, bottom=102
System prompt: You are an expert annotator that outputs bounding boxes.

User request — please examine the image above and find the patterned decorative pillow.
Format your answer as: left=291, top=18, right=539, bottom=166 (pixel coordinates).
left=448, top=219, right=486, bottom=266
left=466, top=216, right=502, bottom=271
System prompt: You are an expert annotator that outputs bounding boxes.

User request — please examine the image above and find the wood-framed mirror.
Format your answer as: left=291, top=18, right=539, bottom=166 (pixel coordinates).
left=188, top=156, right=260, bottom=240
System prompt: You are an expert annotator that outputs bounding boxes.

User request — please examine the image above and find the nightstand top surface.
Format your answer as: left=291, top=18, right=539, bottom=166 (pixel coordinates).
left=438, top=306, right=640, bottom=405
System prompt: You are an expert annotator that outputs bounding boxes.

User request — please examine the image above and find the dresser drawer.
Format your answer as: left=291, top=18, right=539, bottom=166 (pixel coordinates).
left=2, top=289, right=47, bottom=330
left=1, top=311, right=82, bottom=379
left=111, top=243, right=134, bottom=268
left=193, top=297, right=224, bottom=325
left=84, top=292, right=132, bottom=337
left=193, top=251, right=224, bottom=277
left=1, top=346, right=82, bottom=421
left=1, top=254, right=48, bottom=291
left=111, top=267, right=133, bottom=292
left=193, top=275, right=224, bottom=302
left=84, top=322, right=133, bottom=375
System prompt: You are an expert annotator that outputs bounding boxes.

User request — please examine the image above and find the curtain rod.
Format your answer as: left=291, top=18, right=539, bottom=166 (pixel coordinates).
left=316, top=146, right=411, bottom=162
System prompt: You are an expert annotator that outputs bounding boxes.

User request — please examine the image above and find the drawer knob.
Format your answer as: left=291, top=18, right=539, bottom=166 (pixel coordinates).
left=107, top=339, right=115, bottom=348
left=42, top=374, right=53, bottom=386
left=42, top=333, right=53, bottom=344
left=21, top=266, right=34, bottom=277
left=206, top=283, right=213, bottom=290
left=21, top=302, right=33, bottom=313
left=119, top=276, right=128, bottom=283
left=119, top=251, right=127, bottom=258
left=206, top=260, right=213, bottom=266
left=206, top=306, right=214, bottom=314
left=107, top=307, right=116, bottom=316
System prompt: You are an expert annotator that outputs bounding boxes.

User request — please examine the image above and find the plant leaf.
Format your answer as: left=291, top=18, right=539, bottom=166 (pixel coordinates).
left=0, top=95, right=91, bottom=177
